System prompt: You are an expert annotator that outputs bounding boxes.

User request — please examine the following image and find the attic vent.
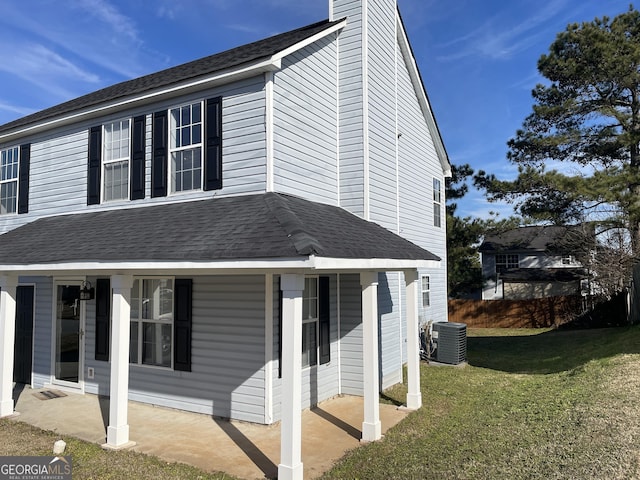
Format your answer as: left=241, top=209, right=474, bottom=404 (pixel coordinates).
left=432, top=322, right=466, bottom=365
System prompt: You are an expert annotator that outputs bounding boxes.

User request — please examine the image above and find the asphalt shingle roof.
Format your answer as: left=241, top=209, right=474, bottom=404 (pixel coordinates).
left=0, top=193, right=439, bottom=265
left=0, top=19, right=342, bottom=135
left=479, top=225, right=590, bottom=253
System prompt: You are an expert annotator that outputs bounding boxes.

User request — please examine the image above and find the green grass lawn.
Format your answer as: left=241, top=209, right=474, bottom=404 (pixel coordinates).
left=322, top=326, right=640, bottom=479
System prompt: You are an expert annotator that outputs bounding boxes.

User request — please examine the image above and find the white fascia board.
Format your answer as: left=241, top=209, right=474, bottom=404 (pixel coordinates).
left=0, top=58, right=281, bottom=145
left=396, top=15, right=451, bottom=178
left=309, top=256, right=441, bottom=271
left=1, top=21, right=347, bottom=146
left=270, top=19, right=347, bottom=64
left=0, top=254, right=439, bottom=276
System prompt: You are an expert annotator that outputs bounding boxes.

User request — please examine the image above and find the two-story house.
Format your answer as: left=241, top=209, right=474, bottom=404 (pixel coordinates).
left=0, top=1, right=450, bottom=478
left=479, top=225, right=590, bottom=300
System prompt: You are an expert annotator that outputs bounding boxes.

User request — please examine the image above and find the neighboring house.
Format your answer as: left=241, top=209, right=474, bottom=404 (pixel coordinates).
left=0, top=1, right=450, bottom=479
left=479, top=226, right=590, bottom=300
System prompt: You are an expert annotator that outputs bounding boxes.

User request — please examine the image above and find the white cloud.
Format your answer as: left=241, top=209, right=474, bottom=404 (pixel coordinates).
left=0, top=0, right=151, bottom=79
left=0, top=101, right=33, bottom=117
left=0, top=42, right=100, bottom=99
left=74, top=0, right=139, bottom=41
left=436, top=0, right=571, bottom=62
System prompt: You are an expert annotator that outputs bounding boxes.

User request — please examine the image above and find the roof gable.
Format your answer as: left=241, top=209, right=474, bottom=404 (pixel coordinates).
left=0, top=19, right=344, bottom=138
left=396, top=10, right=451, bottom=177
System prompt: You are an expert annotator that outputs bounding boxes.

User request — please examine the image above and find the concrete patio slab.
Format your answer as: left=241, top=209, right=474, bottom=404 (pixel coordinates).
left=10, top=384, right=409, bottom=480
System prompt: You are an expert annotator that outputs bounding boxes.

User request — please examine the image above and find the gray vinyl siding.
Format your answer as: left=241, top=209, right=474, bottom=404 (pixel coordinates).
left=396, top=42, right=448, bottom=324
left=339, top=274, right=363, bottom=395
left=23, top=276, right=53, bottom=388
left=336, top=0, right=365, bottom=216
left=367, top=0, right=399, bottom=231
left=271, top=275, right=341, bottom=422
left=84, top=275, right=267, bottom=423
left=378, top=272, right=403, bottom=389
left=273, top=36, right=339, bottom=205
left=271, top=275, right=282, bottom=422
left=0, top=76, right=267, bottom=235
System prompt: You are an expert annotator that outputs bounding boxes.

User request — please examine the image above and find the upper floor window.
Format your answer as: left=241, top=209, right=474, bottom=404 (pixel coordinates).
left=433, top=178, right=442, bottom=228
left=103, top=119, right=130, bottom=202
left=169, top=102, right=203, bottom=193
left=562, top=255, right=573, bottom=265
left=496, top=254, right=519, bottom=274
left=0, top=146, right=19, bottom=215
left=421, top=275, right=430, bottom=308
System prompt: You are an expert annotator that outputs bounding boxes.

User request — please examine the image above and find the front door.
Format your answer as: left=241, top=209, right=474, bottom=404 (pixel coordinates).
left=14, top=285, right=34, bottom=385
left=54, top=283, right=83, bottom=387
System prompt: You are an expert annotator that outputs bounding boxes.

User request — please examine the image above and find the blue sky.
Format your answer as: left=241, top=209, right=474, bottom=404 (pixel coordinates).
left=0, top=0, right=633, bottom=219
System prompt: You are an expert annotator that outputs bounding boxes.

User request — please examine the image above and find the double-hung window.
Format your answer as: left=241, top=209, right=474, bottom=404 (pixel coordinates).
left=169, top=102, right=203, bottom=193
left=0, top=146, right=18, bottom=215
left=433, top=178, right=442, bottom=228
left=130, top=278, right=174, bottom=368
left=302, top=277, right=319, bottom=368
left=102, top=119, right=130, bottom=202
left=495, top=254, right=519, bottom=274
left=421, top=275, right=430, bottom=308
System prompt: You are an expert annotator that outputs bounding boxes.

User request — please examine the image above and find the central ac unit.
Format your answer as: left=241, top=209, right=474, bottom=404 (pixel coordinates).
left=432, top=322, right=467, bottom=365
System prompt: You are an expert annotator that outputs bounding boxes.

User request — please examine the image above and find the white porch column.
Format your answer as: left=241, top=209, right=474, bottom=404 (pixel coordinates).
left=278, top=274, right=304, bottom=480
left=106, top=274, right=134, bottom=448
left=360, top=271, right=381, bottom=442
left=0, top=275, right=18, bottom=417
left=404, top=270, right=422, bottom=410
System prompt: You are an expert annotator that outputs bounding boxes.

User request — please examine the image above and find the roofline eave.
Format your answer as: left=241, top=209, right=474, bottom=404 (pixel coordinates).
left=0, top=255, right=440, bottom=276
left=0, top=19, right=347, bottom=145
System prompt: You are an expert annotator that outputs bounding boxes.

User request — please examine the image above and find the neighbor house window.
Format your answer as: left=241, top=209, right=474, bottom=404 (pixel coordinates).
left=562, top=255, right=573, bottom=265
left=130, top=278, right=174, bottom=368
left=0, top=146, right=19, bottom=215
left=302, top=276, right=318, bottom=368
left=169, top=102, right=203, bottom=193
left=433, top=178, right=442, bottom=228
left=421, top=275, right=430, bottom=308
left=102, top=119, right=130, bottom=201
left=495, top=254, right=519, bottom=273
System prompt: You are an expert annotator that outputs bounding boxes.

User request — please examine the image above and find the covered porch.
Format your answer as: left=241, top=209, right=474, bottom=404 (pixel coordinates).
left=0, top=193, right=439, bottom=480
left=10, top=385, right=409, bottom=479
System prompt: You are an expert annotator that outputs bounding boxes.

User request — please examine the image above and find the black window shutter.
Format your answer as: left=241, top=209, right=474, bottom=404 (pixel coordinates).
left=130, top=115, right=146, bottom=200
left=17, top=143, right=30, bottom=214
left=174, top=278, right=193, bottom=372
left=319, top=276, right=331, bottom=365
left=204, top=97, right=223, bottom=191
left=152, top=110, right=168, bottom=198
left=95, top=278, right=111, bottom=361
left=87, top=126, right=101, bottom=205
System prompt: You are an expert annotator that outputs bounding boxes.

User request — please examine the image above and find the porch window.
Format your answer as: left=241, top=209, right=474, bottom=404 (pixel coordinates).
left=495, top=254, right=519, bottom=274
left=169, top=102, right=203, bottom=193
left=130, top=278, right=174, bottom=368
left=302, top=276, right=318, bottom=368
left=421, top=275, right=430, bottom=307
left=0, top=146, right=19, bottom=215
left=433, top=178, right=442, bottom=228
left=102, top=119, right=130, bottom=202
